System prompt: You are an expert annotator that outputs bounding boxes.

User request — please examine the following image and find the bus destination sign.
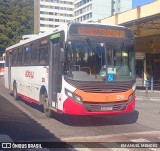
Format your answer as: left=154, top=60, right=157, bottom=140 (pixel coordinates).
left=77, top=27, right=125, bottom=38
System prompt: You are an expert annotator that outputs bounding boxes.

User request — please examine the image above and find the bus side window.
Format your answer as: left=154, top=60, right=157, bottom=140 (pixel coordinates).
left=23, top=45, right=30, bottom=65
left=31, top=42, right=39, bottom=65
left=17, top=47, right=23, bottom=65
left=39, top=38, right=49, bottom=65
left=12, top=49, right=17, bottom=66
left=5, top=52, right=9, bottom=67
left=39, top=47, right=49, bottom=65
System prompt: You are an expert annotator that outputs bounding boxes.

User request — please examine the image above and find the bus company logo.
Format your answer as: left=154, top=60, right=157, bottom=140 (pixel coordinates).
left=25, top=70, right=34, bottom=79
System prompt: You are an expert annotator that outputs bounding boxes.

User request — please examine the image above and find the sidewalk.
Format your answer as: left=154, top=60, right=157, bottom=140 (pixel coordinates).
left=136, top=89, right=160, bottom=102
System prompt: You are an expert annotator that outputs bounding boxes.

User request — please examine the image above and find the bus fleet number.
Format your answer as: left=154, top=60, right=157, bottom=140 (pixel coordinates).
left=116, top=94, right=125, bottom=100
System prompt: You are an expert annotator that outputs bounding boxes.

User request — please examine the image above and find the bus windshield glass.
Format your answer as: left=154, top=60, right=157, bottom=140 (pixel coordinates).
left=64, top=40, right=135, bottom=82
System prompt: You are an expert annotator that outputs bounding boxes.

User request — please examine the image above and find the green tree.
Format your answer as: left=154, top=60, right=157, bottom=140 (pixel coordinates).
left=0, top=0, right=34, bottom=55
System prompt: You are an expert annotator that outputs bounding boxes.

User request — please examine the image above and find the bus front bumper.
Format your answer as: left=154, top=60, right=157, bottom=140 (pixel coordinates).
left=63, top=97, right=135, bottom=115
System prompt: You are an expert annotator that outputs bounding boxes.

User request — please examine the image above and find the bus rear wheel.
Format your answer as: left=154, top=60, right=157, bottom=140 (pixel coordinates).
left=13, top=84, right=18, bottom=100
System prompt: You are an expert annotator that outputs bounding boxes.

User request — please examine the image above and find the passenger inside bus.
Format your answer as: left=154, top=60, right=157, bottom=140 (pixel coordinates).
left=76, top=49, right=87, bottom=67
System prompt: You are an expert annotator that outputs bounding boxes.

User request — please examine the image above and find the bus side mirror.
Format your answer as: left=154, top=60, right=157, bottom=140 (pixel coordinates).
left=59, top=48, right=65, bottom=63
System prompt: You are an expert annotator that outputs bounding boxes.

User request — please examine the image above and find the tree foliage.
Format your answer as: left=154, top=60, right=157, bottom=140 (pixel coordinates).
left=0, top=0, right=34, bottom=55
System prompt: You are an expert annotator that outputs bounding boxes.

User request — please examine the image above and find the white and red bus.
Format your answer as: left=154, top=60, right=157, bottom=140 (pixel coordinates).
left=4, top=23, right=136, bottom=117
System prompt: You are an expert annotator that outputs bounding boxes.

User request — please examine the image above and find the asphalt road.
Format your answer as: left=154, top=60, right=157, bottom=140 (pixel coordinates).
left=0, top=76, right=160, bottom=150
left=0, top=94, right=60, bottom=142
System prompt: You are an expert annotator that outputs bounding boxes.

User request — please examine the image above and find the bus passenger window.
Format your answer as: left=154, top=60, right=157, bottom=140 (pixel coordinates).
left=12, top=49, right=17, bottom=66
left=17, top=47, right=23, bottom=65
left=39, top=47, right=49, bottom=65
left=5, top=52, right=9, bottom=67
left=23, top=46, right=30, bottom=65
left=31, top=42, right=39, bottom=65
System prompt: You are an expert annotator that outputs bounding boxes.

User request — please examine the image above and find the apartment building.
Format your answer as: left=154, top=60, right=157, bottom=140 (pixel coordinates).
left=34, top=0, right=132, bottom=33
left=74, top=0, right=132, bottom=23
left=34, top=0, right=74, bottom=33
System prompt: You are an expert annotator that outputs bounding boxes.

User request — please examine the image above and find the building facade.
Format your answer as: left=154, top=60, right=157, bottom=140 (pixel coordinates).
left=34, top=0, right=74, bottom=33
left=74, top=0, right=132, bottom=23
left=34, top=0, right=132, bottom=33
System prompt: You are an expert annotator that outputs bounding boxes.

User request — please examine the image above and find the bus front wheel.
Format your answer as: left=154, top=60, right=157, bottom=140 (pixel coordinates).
left=44, top=106, right=53, bottom=118
left=43, top=99, right=53, bottom=118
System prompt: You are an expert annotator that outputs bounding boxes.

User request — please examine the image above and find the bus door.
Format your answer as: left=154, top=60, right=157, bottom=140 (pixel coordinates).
left=49, top=31, right=65, bottom=108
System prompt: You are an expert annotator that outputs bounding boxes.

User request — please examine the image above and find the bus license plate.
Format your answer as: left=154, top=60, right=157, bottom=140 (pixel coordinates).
left=101, top=106, right=113, bottom=111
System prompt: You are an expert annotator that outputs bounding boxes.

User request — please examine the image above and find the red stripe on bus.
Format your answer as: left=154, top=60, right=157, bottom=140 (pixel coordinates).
left=17, top=93, right=40, bottom=105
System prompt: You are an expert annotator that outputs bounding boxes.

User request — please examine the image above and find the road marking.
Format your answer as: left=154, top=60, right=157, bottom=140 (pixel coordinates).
left=131, top=138, right=150, bottom=142
left=111, top=148, right=131, bottom=151
left=136, top=98, right=144, bottom=100
left=150, top=99, right=160, bottom=102
left=61, top=131, right=160, bottom=141
left=74, top=148, right=92, bottom=151
left=61, top=132, right=160, bottom=151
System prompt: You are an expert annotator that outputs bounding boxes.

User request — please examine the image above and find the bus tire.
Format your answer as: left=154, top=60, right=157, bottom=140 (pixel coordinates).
left=43, top=99, right=53, bottom=118
left=13, top=83, right=18, bottom=100
left=39, top=86, right=47, bottom=104
left=40, top=91, right=53, bottom=118
left=44, top=106, right=53, bottom=118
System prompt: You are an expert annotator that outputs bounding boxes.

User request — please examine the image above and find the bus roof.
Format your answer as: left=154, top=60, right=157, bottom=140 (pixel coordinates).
left=6, top=23, right=68, bottom=51
left=6, top=23, right=131, bottom=51
left=80, top=22, right=127, bottom=28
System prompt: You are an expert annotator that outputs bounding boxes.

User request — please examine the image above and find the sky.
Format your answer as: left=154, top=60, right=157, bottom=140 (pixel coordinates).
left=132, top=0, right=155, bottom=8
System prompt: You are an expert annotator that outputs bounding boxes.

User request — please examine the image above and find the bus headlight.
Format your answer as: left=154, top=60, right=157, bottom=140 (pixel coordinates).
left=128, top=91, right=135, bottom=102
left=132, top=83, right=136, bottom=91
left=65, top=88, right=83, bottom=104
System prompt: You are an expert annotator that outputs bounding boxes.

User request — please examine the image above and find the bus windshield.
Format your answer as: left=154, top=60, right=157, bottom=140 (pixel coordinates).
left=64, top=40, right=135, bottom=82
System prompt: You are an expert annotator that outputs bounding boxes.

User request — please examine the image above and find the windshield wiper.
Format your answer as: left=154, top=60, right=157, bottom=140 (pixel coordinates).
left=85, top=37, right=101, bottom=58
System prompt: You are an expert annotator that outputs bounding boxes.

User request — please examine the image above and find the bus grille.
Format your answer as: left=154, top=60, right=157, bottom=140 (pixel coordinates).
left=79, top=84, right=129, bottom=93
left=84, top=102, right=127, bottom=112
left=65, top=78, right=135, bottom=93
